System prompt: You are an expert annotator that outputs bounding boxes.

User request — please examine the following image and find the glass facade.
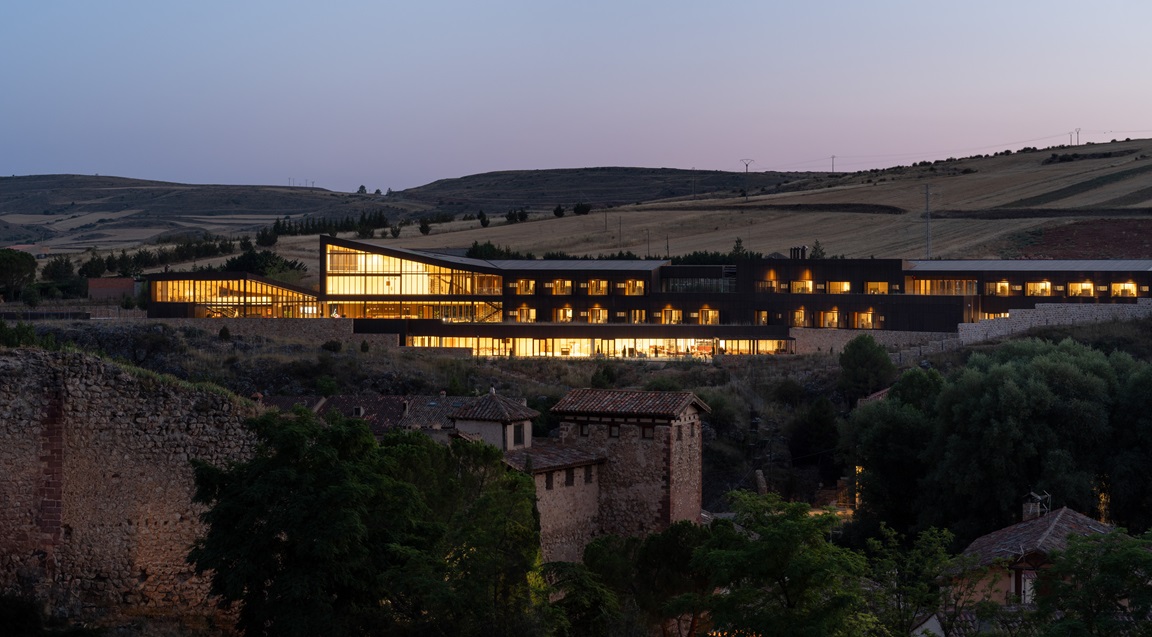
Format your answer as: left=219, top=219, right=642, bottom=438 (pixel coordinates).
left=406, top=335, right=792, bottom=358
left=151, top=278, right=319, bottom=318
left=326, top=245, right=501, bottom=296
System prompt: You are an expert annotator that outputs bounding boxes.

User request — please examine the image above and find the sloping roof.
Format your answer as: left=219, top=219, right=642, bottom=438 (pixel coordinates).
left=449, top=390, right=539, bottom=423
left=962, top=507, right=1113, bottom=566
left=503, top=438, right=605, bottom=473
left=347, top=243, right=665, bottom=272
left=399, top=395, right=476, bottom=430
left=551, top=388, right=710, bottom=418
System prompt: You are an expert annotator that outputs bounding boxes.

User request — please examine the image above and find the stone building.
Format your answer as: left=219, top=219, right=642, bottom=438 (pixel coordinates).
left=0, top=347, right=257, bottom=629
left=449, top=388, right=537, bottom=451
left=503, top=388, right=708, bottom=562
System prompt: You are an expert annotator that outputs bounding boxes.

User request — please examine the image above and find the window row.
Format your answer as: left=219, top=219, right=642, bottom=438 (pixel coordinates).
left=406, top=336, right=792, bottom=357
left=508, top=306, right=719, bottom=324
left=756, top=309, right=883, bottom=330
left=511, top=278, right=646, bottom=296
left=984, top=280, right=1145, bottom=298
left=543, top=465, right=594, bottom=490
left=757, top=280, right=891, bottom=294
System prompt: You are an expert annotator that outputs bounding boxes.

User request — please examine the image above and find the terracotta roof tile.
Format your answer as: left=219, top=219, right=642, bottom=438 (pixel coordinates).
left=550, top=388, right=710, bottom=418
left=503, top=438, right=605, bottom=473
left=450, top=390, right=539, bottom=423
left=962, top=507, right=1113, bottom=566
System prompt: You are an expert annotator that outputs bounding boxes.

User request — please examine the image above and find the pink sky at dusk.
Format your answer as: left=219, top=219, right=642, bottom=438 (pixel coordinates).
left=2, top=0, right=1149, bottom=193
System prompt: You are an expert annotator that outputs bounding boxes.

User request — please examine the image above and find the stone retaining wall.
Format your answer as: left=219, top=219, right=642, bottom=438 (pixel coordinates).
left=957, top=299, right=1152, bottom=344
left=0, top=347, right=259, bottom=631
left=791, top=327, right=957, bottom=356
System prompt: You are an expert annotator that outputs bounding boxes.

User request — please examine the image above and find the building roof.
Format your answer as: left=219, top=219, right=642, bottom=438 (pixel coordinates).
left=345, top=242, right=666, bottom=272
left=551, top=388, right=710, bottom=418
left=261, top=394, right=476, bottom=436
left=962, top=507, right=1113, bottom=566
left=503, top=438, right=605, bottom=473
left=449, top=389, right=539, bottom=423
left=908, top=259, right=1152, bottom=272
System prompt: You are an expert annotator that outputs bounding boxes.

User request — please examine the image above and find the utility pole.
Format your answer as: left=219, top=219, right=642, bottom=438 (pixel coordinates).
left=924, top=184, right=932, bottom=259
left=1068, top=131, right=1074, bottom=145
left=831, top=155, right=836, bottom=172
left=740, top=159, right=754, bottom=202
left=1075, top=128, right=1081, bottom=145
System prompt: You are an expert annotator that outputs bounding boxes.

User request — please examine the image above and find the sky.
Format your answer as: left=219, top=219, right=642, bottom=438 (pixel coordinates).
left=3, top=0, right=1151, bottom=193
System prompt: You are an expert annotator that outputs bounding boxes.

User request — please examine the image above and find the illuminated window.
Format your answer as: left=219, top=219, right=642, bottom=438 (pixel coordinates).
left=866, top=281, right=889, bottom=294
left=985, top=281, right=1010, bottom=296
left=828, top=281, right=851, bottom=294
left=699, top=309, right=719, bottom=324
left=1026, top=281, right=1052, bottom=297
left=620, top=280, right=646, bottom=296
left=516, top=307, right=536, bottom=323
left=820, top=310, right=840, bottom=328
left=588, top=279, right=608, bottom=295
left=790, top=280, right=813, bottom=294
left=629, top=309, right=647, bottom=324
left=1068, top=281, right=1095, bottom=297
left=855, top=312, right=875, bottom=329
left=588, top=307, right=608, bottom=323
left=553, top=307, right=573, bottom=322
left=515, top=279, right=535, bottom=295
left=792, top=309, right=807, bottom=327
left=661, top=308, right=683, bottom=324
left=757, top=279, right=778, bottom=293
left=549, top=279, right=572, bottom=295
left=755, top=311, right=769, bottom=325
left=1112, top=282, right=1138, bottom=298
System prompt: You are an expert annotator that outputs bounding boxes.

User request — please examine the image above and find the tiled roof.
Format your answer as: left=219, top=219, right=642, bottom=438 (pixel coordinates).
left=398, top=395, right=477, bottom=430
left=449, top=390, right=539, bottom=423
left=962, top=507, right=1113, bottom=566
left=550, top=388, right=710, bottom=418
left=503, top=438, right=605, bottom=473
left=262, top=394, right=477, bottom=437
left=261, top=395, right=324, bottom=412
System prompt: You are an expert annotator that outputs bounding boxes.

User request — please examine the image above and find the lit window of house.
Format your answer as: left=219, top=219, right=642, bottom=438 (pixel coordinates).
left=699, top=309, right=719, bottom=324
left=828, top=281, right=851, bottom=294
left=866, top=281, right=889, bottom=294
left=553, top=307, right=573, bottom=322
left=548, top=279, right=572, bottom=295
left=792, top=309, right=807, bottom=327
left=629, top=309, right=646, bottom=324
left=619, top=279, right=646, bottom=296
left=1026, top=281, right=1052, bottom=296
left=514, top=279, right=535, bottom=295
left=515, top=307, right=536, bottom=323
left=1111, top=282, right=1138, bottom=297
left=855, top=311, right=875, bottom=329
left=661, top=308, right=683, bottom=324
left=820, top=310, right=840, bottom=328
left=1068, top=281, right=1095, bottom=297
left=790, top=280, right=813, bottom=294
left=985, top=281, right=1011, bottom=296
left=588, top=279, right=609, bottom=295
left=588, top=307, right=608, bottom=323
left=755, top=311, right=769, bottom=325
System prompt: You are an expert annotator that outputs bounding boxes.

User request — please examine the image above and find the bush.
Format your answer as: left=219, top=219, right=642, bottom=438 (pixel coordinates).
left=360, top=340, right=370, bottom=353
left=218, top=326, right=231, bottom=342
left=321, top=340, right=343, bottom=353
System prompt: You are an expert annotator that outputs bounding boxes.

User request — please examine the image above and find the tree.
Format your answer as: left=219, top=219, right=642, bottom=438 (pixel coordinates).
left=0, top=248, right=37, bottom=301
left=553, top=205, right=565, bottom=218
left=389, top=224, right=402, bottom=238
left=478, top=210, right=490, bottom=227
left=809, top=240, right=827, bottom=259
left=1038, top=530, right=1152, bottom=636
left=255, top=227, right=278, bottom=247
left=222, top=250, right=307, bottom=277
left=864, top=525, right=955, bottom=636
left=78, top=255, right=107, bottom=278
left=419, top=218, right=431, bottom=235
left=21, top=286, right=41, bottom=309
left=357, top=185, right=367, bottom=194
left=573, top=202, right=592, bottom=216
left=41, top=255, right=74, bottom=282
left=189, top=410, right=549, bottom=637
left=374, top=188, right=382, bottom=196
left=837, top=334, right=896, bottom=404
left=695, top=492, right=873, bottom=637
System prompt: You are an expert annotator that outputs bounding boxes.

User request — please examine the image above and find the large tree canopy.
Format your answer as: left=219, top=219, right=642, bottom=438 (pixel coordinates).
left=0, top=248, right=37, bottom=301
left=189, top=409, right=547, bottom=637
